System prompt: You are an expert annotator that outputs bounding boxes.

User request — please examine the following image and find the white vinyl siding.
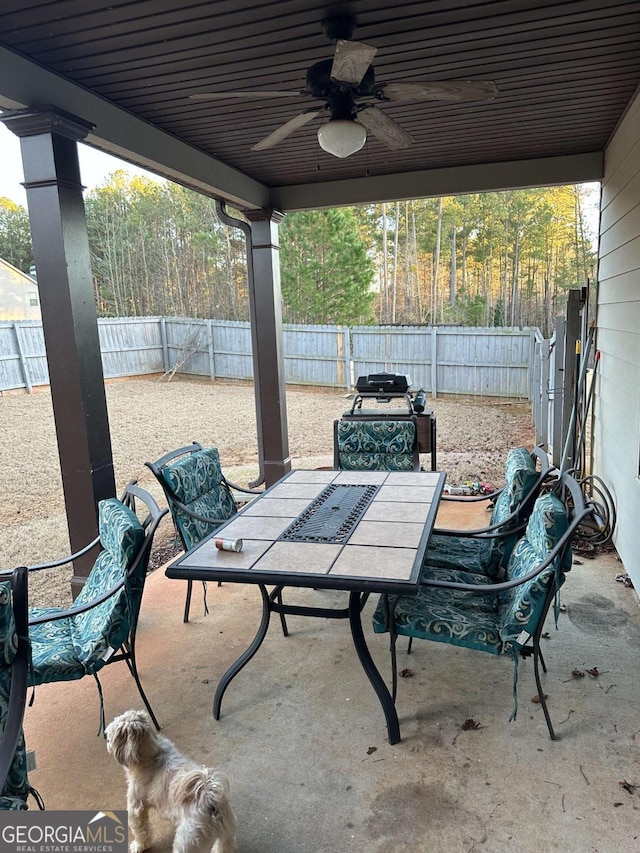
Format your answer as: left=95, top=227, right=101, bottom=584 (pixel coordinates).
left=595, top=89, right=640, bottom=588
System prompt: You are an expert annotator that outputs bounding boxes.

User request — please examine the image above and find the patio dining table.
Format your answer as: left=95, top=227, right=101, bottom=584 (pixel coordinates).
left=166, top=467, right=445, bottom=744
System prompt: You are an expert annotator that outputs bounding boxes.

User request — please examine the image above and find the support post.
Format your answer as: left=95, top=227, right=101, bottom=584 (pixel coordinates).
left=558, top=289, right=583, bottom=471
left=2, top=106, right=116, bottom=593
left=215, top=202, right=291, bottom=487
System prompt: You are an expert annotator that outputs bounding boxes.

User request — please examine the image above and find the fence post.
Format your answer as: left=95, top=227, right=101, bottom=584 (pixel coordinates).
left=533, top=340, right=542, bottom=444
left=344, top=327, right=352, bottom=391
left=430, top=326, right=438, bottom=398
left=207, top=319, right=216, bottom=380
left=528, top=329, right=536, bottom=402
left=13, top=322, right=32, bottom=393
left=336, top=327, right=344, bottom=388
left=160, top=317, right=169, bottom=373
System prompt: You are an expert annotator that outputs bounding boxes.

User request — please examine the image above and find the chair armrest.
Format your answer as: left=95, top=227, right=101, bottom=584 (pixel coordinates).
left=25, top=536, right=101, bottom=573
left=433, top=518, right=527, bottom=538
left=28, top=574, right=129, bottom=625
left=223, top=478, right=263, bottom=496
left=167, top=495, right=229, bottom=527
left=440, top=487, right=503, bottom=504
left=421, top=504, right=593, bottom=592
left=420, top=560, right=550, bottom=593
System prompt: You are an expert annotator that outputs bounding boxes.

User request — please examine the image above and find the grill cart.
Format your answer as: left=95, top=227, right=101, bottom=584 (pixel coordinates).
left=342, top=372, right=437, bottom=470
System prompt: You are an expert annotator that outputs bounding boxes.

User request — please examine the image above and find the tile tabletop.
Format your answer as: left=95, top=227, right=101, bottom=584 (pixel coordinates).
left=168, top=468, right=445, bottom=592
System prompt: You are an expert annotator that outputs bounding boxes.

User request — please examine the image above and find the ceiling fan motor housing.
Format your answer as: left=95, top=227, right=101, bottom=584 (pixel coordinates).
left=306, top=59, right=376, bottom=98
left=321, top=15, right=357, bottom=42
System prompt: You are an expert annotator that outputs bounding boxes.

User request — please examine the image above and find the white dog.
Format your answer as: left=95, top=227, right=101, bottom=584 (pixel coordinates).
left=105, top=710, right=236, bottom=853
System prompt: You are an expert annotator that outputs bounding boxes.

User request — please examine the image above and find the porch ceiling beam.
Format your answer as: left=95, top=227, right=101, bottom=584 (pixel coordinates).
left=0, top=45, right=269, bottom=210
left=270, top=152, right=605, bottom=211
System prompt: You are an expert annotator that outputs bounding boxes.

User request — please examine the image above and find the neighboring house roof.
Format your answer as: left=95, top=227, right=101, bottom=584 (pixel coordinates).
left=0, top=258, right=40, bottom=321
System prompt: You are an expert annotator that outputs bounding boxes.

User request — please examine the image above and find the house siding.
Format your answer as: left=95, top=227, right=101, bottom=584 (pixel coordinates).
left=596, top=89, right=640, bottom=588
left=0, top=260, right=40, bottom=321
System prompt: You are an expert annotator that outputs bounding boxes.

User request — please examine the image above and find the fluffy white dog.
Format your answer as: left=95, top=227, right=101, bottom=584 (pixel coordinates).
left=105, top=710, right=236, bottom=853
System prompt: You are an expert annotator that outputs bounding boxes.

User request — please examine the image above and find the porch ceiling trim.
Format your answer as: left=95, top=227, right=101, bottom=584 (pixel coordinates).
left=0, top=45, right=269, bottom=210
left=270, top=152, right=605, bottom=212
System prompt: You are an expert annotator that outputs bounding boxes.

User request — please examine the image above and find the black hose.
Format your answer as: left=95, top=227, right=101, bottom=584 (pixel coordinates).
left=576, top=474, right=616, bottom=547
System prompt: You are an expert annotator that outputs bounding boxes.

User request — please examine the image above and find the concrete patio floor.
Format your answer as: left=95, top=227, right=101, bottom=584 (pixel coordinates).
left=23, top=501, right=640, bottom=853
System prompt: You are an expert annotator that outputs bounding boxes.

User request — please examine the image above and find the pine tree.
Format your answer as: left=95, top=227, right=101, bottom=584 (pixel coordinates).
left=0, top=198, right=33, bottom=273
left=279, top=208, right=375, bottom=325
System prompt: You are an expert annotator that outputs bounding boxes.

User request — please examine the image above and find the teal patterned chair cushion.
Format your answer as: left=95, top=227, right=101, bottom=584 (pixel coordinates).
left=374, top=493, right=570, bottom=657
left=492, top=447, right=538, bottom=525
left=423, top=534, right=494, bottom=574
left=498, top=492, right=569, bottom=649
left=0, top=583, right=17, bottom=667
left=29, top=610, right=86, bottom=683
left=424, top=447, right=539, bottom=578
left=0, top=582, right=30, bottom=809
left=71, top=500, right=144, bottom=666
left=337, top=420, right=417, bottom=471
left=373, top=567, right=501, bottom=653
left=0, top=795, right=28, bottom=810
left=29, top=499, right=145, bottom=683
left=161, top=448, right=237, bottom=548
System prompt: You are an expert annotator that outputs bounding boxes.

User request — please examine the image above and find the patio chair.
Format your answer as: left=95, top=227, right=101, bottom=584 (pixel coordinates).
left=372, top=471, right=594, bottom=739
left=26, top=482, right=167, bottom=734
left=424, top=446, right=551, bottom=580
left=0, top=567, right=42, bottom=810
left=333, top=418, right=420, bottom=472
left=146, top=442, right=264, bottom=623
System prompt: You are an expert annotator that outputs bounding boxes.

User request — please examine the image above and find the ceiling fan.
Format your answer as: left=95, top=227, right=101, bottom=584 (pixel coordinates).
left=190, top=16, right=498, bottom=159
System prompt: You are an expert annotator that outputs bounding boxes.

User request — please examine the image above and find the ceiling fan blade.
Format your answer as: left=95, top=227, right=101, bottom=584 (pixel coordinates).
left=331, top=39, right=377, bottom=85
left=190, top=91, right=302, bottom=101
left=357, top=106, right=413, bottom=150
left=251, top=110, right=322, bottom=151
left=379, top=81, right=498, bottom=102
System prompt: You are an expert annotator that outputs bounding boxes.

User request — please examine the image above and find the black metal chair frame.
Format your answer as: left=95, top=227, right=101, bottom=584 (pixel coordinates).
left=0, top=566, right=31, bottom=802
left=384, top=471, right=594, bottom=740
left=146, top=441, right=264, bottom=623
left=24, top=482, right=167, bottom=731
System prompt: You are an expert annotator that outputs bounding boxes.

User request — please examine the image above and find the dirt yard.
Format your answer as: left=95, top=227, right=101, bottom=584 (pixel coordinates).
left=0, top=378, right=533, bottom=607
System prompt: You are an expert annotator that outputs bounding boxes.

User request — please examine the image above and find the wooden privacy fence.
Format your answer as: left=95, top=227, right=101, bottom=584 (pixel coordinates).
left=0, top=317, right=539, bottom=401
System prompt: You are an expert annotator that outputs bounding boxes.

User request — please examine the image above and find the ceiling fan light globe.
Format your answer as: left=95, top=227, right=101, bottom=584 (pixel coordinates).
left=317, top=119, right=366, bottom=158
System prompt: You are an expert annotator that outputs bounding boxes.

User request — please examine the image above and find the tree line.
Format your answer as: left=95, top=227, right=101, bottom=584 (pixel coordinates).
left=0, top=173, right=596, bottom=336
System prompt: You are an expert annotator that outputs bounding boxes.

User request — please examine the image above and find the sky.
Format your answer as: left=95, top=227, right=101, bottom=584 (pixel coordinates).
left=0, top=122, right=164, bottom=205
